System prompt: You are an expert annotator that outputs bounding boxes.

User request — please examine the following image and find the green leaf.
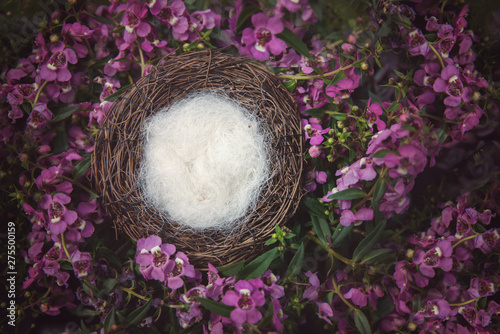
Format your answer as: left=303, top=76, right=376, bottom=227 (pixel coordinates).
left=104, top=84, right=133, bottom=102
left=330, top=224, right=353, bottom=245
left=377, top=19, right=393, bottom=39
left=282, top=79, right=297, bottom=92
left=360, top=248, right=393, bottom=264
left=73, top=157, right=91, bottom=180
left=327, top=188, right=366, bottom=200
left=237, top=247, right=278, bottom=280
left=326, top=111, right=347, bottom=121
left=101, top=277, right=121, bottom=295
left=372, top=296, right=395, bottom=324
left=217, top=259, right=245, bottom=277
left=437, top=123, right=449, bottom=144
left=265, top=238, right=278, bottom=245
left=371, top=149, right=393, bottom=158
left=53, top=123, right=68, bottom=154
left=276, top=28, right=313, bottom=60
left=51, top=105, right=80, bottom=123
left=386, top=101, right=401, bottom=113
left=352, top=219, right=387, bottom=262
left=354, top=309, right=372, bottom=334
left=302, top=107, right=326, bottom=118
left=125, top=298, right=152, bottom=327
left=194, top=297, right=235, bottom=318
left=103, top=306, right=116, bottom=333
left=285, top=242, right=304, bottom=280
left=303, top=197, right=328, bottom=217
left=236, top=5, right=259, bottom=31
left=311, top=215, right=331, bottom=247
left=371, top=178, right=386, bottom=207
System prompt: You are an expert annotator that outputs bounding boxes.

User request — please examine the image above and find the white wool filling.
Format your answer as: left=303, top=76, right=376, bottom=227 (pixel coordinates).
left=140, top=92, right=270, bottom=230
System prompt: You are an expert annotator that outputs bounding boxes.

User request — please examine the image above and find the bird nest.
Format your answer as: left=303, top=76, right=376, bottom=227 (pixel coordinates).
left=92, top=49, right=304, bottom=268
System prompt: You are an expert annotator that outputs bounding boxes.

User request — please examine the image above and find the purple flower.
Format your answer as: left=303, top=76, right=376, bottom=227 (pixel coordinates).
left=433, top=64, right=471, bottom=107
left=39, top=42, right=78, bottom=82
left=474, top=229, right=500, bottom=253
left=154, top=0, right=188, bottom=40
left=27, top=103, right=53, bottom=129
left=302, top=271, right=321, bottom=301
left=467, top=277, right=495, bottom=299
left=136, top=236, right=176, bottom=282
left=304, top=170, right=327, bottom=192
left=165, top=252, right=196, bottom=289
left=70, top=250, right=93, bottom=278
left=413, top=239, right=453, bottom=277
left=35, top=165, right=72, bottom=195
left=339, top=207, right=374, bottom=227
left=344, top=287, right=368, bottom=307
left=122, top=4, right=151, bottom=43
left=302, top=119, right=330, bottom=145
left=315, top=301, right=333, bottom=325
left=61, top=22, right=93, bottom=58
left=406, top=29, right=430, bottom=56
left=222, top=280, right=266, bottom=325
left=418, top=299, right=451, bottom=318
left=261, top=270, right=285, bottom=298
left=39, top=193, right=77, bottom=235
left=241, top=13, right=286, bottom=61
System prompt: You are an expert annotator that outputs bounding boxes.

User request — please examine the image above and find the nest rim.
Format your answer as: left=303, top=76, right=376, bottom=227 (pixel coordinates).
left=92, top=49, right=304, bottom=268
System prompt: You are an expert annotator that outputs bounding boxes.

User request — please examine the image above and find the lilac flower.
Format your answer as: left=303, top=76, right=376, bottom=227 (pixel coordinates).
left=39, top=42, right=78, bottom=82
left=27, top=103, right=53, bottom=129
left=344, top=287, right=368, bottom=307
left=61, top=22, right=93, bottom=58
left=39, top=193, right=77, bottom=235
left=261, top=270, right=285, bottom=298
left=467, top=277, right=495, bottom=299
left=302, top=271, right=321, bottom=301
left=413, top=239, right=454, bottom=277
left=241, top=13, right=286, bottom=61
left=165, top=252, right=196, bottom=289
left=406, top=29, right=430, bottom=56
left=474, top=229, right=500, bottom=253
left=135, top=235, right=176, bottom=282
left=417, top=299, right=451, bottom=318
left=153, top=0, right=189, bottom=40
left=70, top=250, right=93, bottom=278
left=302, top=119, right=330, bottom=145
left=122, top=4, right=151, bottom=43
left=315, top=302, right=333, bottom=325
left=339, top=207, right=374, bottom=227
left=222, top=280, right=266, bottom=325
left=304, top=170, right=327, bottom=192
left=433, top=64, right=471, bottom=107
left=35, top=165, right=72, bottom=194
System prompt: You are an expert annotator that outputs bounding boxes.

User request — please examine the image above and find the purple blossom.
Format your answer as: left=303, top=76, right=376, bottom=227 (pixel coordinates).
left=122, top=4, right=151, bottom=43
left=70, top=250, right=93, bottom=279
left=39, top=193, right=77, bottom=235
left=406, top=29, right=430, bottom=56
left=39, top=42, right=78, bottom=82
left=154, top=0, right=188, bottom=40
left=339, top=207, right=374, bottom=227
left=344, top=287, right=368, bottom=307
left=241, top=13, right=286, bottom=61
left=413, top=239, right=454, bottom=277
left=135, top=235, right=176, bottom=282
left=222, top=280, right=266, bottom=325
left=433, top=64, right=471, bottom=107
left=165, top=252, right=196, bottom=289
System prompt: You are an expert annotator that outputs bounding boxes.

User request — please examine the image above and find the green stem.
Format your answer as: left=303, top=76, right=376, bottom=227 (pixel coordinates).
left=331, top=277, right=355, bottom=311
left=308, top=233, right=355, bottom=266
left=33, top=81, right=49, bottom=105
left=428, top=43, right=445, bottom=69
left=60, top=175, right=95, bottom=195
left=120, top=286, right=151, bottom=301
left=449, top=299, right=477, bottom=307
left=453, top=234, right=478, bottom=249
left=137, top=42, right=146, bottom=76
left=60, top=232, right=72, bottom=260
left=278, top=63, right=357, bottom=80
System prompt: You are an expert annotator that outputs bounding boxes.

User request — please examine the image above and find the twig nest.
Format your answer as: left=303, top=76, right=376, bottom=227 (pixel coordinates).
left=92, top=50, right=304, bottom=268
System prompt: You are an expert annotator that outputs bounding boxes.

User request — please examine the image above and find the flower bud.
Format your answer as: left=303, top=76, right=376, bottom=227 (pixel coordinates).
left=361, top=62, right=369, bottom=70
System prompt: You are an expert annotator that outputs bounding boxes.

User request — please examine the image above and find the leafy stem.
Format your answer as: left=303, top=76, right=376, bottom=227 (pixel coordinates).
left=331, top=276, right=356, bottom=311
left=120, top=286, right=151, bottom=301
left=452, top=234, right=478, bottom=249
left=61, top=232, right=72, bottom=260
left=308, top=233, right=355, bottom=266
left=33, top=81, right=49, bottom=105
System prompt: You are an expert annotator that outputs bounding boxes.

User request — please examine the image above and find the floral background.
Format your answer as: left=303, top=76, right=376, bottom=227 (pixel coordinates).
left=1, top=0, right=499, bottom=333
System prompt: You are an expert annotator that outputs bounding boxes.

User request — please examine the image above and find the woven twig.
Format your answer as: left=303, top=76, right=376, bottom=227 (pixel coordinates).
left=92, top=49, right=304, bottom=268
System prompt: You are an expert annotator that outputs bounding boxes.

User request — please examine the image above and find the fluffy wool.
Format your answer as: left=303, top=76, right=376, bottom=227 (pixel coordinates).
left=140, top=92, right=270, bottom=230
